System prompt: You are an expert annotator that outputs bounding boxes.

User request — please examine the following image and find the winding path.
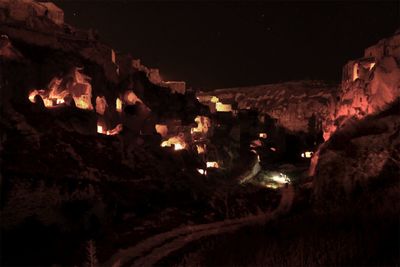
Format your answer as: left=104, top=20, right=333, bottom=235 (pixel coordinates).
left=104, top=184, right=295, bottom=267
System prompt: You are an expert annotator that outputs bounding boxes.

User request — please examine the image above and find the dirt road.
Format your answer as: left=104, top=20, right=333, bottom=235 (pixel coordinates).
left=105, top=184, right=295, bottom=267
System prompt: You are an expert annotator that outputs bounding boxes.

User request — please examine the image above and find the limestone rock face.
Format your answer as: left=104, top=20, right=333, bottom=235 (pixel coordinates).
left=199, top=32, right=400, bottom=143
left=0, top=34, right=23, bottom=59
left=325, top=31, right=400, bottom=140
left=198, top=80, right=338, bottom=133
left=1, top=0, right=64, bottom=25
left=313, top=100, right=400, bottom=214
left=0, top=4, right=205, bottom=126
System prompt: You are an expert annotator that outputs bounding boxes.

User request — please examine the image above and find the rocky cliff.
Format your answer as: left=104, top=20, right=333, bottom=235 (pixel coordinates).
left=197, top=80, right=338, bottom=134
left=323, top=30, right=400, bottom=140
left=199, top=31, right=400, bottom=141
left=0, top=0, right=206, bottom=127
left=313, top=98, right=400, bottom=221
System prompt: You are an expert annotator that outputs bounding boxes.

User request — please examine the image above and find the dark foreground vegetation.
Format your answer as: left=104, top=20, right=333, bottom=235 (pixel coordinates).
left=168, top=209, right=399, bottom=266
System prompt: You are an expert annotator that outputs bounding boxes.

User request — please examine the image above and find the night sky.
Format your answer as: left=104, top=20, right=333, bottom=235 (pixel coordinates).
left=54, top=1, right=399, bottom=90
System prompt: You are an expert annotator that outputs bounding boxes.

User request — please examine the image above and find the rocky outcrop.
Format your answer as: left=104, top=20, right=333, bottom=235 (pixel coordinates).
left=0, top=0, right=118, bottom=82
left=0, top=0, right=64, bottom=25
left=198, top=80, right=338, bottom=134
left=308, top=31, right=400, bottom=176
left=0, top=4, right=205, bottom=128
left=199, top=31, right=400, bottom=141
left=313, top=99, right=400, bottom=215
left=323, top=30, right=400, bottom=140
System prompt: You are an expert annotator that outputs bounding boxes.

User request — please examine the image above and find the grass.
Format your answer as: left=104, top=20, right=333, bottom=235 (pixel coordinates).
left=168, top=207, right=399, bottom=266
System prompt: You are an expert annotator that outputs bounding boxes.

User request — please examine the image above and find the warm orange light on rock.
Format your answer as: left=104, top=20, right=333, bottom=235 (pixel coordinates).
left=155, top=124, right=168, bottom=137
left=259, top=133, right=267, bottom=139
left=161, top=135, right=187, bottom=151
left=215, top=102, right=232, bottom=112
left=27, top=68, right=93, bottom=110
left=28, top=90, right=39, bottom=103
left=210, top=96, right=219, bottom=103
left=197, top=169, right=207, bottom=175
left=116, top=98, right=123, bottom=112
left=250, top=139, right=262, bottom=148
left=206, top=161, right=219, bottom=168
left=352, top=62, right=359, bottom=81
left=301, top=151, right=313, bottom=158
left=97, top=122, right=123, bottom=136
left=97, top=124, right=104, bottom=134
left=124, top=91, right=142, bottom=105
left=95, top=96, right=107, bottom=115
left=196, top=144, right=206, bottom=154
left=191, top=116, right=211, bottom=134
